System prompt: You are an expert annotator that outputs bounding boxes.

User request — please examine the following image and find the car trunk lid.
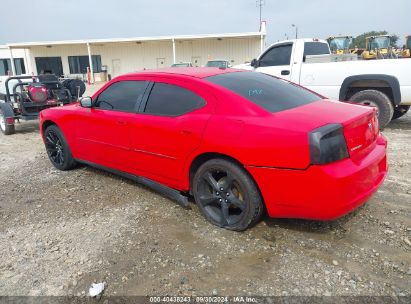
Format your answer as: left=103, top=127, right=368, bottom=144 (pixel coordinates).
left=273, top=99, right=378, bottom=159
left=342, top=106, right=379, bottom=160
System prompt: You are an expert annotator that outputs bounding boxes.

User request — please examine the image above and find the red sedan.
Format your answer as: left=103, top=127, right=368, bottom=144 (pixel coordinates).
left=39, top=68, right=387, bottom=231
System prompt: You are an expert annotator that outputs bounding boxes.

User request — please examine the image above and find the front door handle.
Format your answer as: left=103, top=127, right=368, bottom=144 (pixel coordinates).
left=116, top=120, right=127, bottom=125
left=281, top=70, right=290, bottom=75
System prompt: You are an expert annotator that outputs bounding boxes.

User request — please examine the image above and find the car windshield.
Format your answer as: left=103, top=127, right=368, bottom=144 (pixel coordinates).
left=206, top=71, right=322, bottom=113
left=329, top=38, right=350, bottom=51
left=369, top=37, right=390, bottom=49
left=206, top=61, right=228, bottom=68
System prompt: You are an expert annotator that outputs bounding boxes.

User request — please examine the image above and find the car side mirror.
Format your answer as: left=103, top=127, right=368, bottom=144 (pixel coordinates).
left=251, top=59, right=258, bottom=67
left=79, top=96, right=92, bottom=108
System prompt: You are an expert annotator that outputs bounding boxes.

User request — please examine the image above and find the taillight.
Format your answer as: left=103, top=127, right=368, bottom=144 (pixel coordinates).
left=309, top=124, right=349, bottom=165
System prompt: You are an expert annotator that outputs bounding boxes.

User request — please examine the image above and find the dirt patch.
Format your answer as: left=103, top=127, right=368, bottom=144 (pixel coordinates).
left=0, top=106, right=410, bottom=297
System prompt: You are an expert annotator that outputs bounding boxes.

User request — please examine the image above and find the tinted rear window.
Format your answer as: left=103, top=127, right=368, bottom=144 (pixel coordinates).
left=303, top=42, right=330, bottom=56
left=206, top=72, right=321, bottom=113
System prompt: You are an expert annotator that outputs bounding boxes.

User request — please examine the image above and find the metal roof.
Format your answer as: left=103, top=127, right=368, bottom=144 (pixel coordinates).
left=6, top=30, right=266, bottom=48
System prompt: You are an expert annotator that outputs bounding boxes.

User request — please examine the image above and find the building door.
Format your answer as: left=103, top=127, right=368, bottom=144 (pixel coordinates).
left=112, top=59, right=121, bottom=77
left=191, top=56, right=201, bottom=67
left=156, top=58, right=166, bottom=68
left=35, top=57, right=63, bottom=76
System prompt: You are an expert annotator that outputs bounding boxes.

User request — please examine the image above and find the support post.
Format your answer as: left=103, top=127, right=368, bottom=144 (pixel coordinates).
left=260, top=34, right=264, bottom=53
left=172, top=38, right=176, bottom=64
left=8, top=47, right=16, bottom=75
left=260, top=20, right=266, bottom=53
left=87, top=42, right=94, bottom=83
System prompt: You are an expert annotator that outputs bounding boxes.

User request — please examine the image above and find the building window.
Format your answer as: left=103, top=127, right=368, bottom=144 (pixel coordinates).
left=14, top=58, right=26, bottom=75
left=0, top=59, right=11, bottom=76
left=68, top=55, right=102, bottom=74
left=0, top=58, right=25, bottom=76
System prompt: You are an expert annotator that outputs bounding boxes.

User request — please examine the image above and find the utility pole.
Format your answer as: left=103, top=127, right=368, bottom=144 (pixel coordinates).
left=292, top=24, right=298, bottom=39
left=256, top=0, right=265, bottom=27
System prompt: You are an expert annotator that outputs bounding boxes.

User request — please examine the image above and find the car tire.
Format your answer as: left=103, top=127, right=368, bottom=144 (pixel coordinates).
left=192, top=158, right=264, bottom=231
left=69, top=79, right=86, bottom=98
left=44, top=125, right=77, bottom=170
left=0, top=108, right=15, bottom=135
left=392, top=105, right=410, bottom=120
left=349, top=90, right=394, bottom=129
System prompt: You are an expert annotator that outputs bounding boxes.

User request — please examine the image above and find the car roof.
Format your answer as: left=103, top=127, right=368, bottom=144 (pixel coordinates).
left=123, top=67, right=243, bottom=79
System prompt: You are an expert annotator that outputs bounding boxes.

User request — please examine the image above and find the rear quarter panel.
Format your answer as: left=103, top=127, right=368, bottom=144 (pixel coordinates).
left=299, top=59, right=411, bottom=103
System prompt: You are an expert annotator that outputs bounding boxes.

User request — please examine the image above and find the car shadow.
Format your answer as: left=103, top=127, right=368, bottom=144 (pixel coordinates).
left=14, top=120, right=40, bottom=134
left=80, top=165, right=364, bottom=234
left=384, top=114, right=411, bottom=131
left=262, top=205, right=365, bottom=234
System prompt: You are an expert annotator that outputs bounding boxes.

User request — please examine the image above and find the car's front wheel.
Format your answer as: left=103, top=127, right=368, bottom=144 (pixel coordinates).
left=192, top=158, right=264, bottom=231
left=44, top=125, right=77, bottom=170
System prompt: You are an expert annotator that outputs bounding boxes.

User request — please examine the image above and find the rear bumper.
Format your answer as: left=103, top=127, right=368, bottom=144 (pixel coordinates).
left=246, top=135, right=388, bottom=220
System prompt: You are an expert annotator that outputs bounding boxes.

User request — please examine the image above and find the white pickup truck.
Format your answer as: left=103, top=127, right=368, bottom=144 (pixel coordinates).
left=235, top=38, right=411, bottom=127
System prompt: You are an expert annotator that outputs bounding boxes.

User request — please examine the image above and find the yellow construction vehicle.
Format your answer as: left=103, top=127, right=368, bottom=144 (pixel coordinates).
left=401, top=35, right=410, bottom=58
left=327, top=36, right=352, bottom=54
left=362, top=35, right=397, bottom=59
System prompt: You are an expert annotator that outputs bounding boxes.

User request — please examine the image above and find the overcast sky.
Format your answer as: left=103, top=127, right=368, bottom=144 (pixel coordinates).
left=1, top=0, right=409, bottom=45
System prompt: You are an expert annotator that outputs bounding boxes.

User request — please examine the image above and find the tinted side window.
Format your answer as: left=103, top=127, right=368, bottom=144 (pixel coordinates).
left=206, top=72, right=321, bottom=113
left=303, top=42, right=330, bottom=57
left=96, top=81, right=148, bottom=112
left=259, top=44, right=292, bottom=67
left=144, top=83, right=205, bottom=116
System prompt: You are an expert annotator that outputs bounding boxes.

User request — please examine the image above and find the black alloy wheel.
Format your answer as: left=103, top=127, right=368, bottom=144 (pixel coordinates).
left=45, top=128, right=65, bottom=166
left=44, top=125, right=77, bottom=170
left=193, top=159, right=264, bottom=231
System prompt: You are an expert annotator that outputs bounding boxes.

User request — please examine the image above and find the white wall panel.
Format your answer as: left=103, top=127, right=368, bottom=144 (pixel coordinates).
left=23, top=36, right=262, bottom=80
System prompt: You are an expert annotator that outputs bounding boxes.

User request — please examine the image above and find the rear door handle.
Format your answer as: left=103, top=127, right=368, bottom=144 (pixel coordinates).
left=116, top=120, right=127, bottom=125
left=281, top=70, right=290, bottom=75
left=181, top=130, right=192, bottom=135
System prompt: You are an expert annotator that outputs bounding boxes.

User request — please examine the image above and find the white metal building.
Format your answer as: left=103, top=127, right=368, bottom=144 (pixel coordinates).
left=4, top=23, right=266, bottom=82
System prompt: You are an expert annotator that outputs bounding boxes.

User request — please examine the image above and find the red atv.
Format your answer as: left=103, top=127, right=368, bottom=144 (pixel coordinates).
left=0, top=74, right=85, bottom=135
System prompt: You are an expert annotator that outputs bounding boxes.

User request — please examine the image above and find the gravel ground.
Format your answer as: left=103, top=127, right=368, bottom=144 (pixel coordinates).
left=0, top=85, right=410, bottom=298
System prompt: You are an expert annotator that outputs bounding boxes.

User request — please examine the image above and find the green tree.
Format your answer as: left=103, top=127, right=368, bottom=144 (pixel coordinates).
left=352, top=31, right=399, bottom=48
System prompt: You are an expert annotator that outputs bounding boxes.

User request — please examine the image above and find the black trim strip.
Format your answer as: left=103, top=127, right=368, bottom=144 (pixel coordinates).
left=76, top=159, right=190, bottom=209
left=246, top=164, right=310, bottom=171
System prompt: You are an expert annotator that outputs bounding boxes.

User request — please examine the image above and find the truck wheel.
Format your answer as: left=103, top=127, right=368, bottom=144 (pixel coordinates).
left=0, top=108, right=15, bottom=135
left=392, top=105, right=410, bottom=120
left=192, top=158, right=264, bottom=231
left=349, top=90, right=394, bottom=129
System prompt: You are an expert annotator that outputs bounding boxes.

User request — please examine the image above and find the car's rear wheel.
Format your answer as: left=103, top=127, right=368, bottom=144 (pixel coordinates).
left=349, top=89, right=393, bottom=129
left=0, top=108, right=15, bottom=135
left=192, top=158, right=264, bottom=231
left=44, top=125, right=77, bottom=170
left=392, top=105, right=410, bottom=120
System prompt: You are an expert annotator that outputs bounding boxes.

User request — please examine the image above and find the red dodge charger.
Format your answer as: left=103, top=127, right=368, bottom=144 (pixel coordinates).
left=39, top=68, right=388, bottom=231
